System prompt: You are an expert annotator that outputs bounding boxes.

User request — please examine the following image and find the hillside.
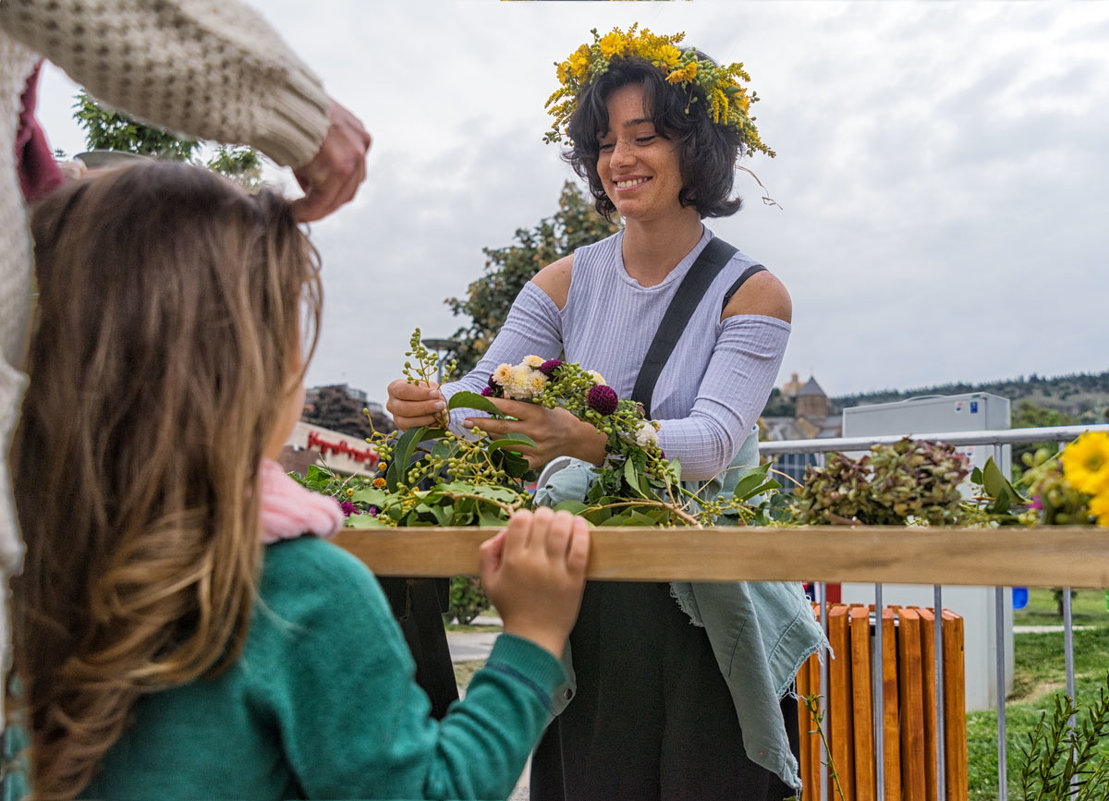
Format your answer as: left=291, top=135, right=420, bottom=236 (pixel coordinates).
left=766, top=371, right=1109, bottom=424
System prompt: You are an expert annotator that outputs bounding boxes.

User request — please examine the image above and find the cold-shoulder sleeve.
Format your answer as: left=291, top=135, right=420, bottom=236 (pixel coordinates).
left=0, top=0, right=329, bottom=167
left=656, top=314, right=790, bottom=481
left=441, top=280, right=564, bottom=431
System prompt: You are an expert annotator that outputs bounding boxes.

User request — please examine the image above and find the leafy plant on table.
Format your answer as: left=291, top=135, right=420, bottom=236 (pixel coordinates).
left=793, top=437, right=969, bottom=526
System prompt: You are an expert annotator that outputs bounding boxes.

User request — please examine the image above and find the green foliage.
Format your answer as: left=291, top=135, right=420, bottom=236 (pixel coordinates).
left=797, top=694, right=847, bottom=801
left=445, top=577, right=490, bottom=625
left=1011, top=401, right=1078, bottom=478
left=829, top=372, right=1109, bottom=423
left=73, top=91, right=263, bottom=188
left=1018, top=678, right=1109, bottom=801
left=74, top=90, right=200, bottom=159
left=445, top=182, right=618, bottom=373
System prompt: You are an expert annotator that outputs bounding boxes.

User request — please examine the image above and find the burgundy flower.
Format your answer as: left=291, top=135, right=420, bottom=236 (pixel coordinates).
left=539, top=359, right=564, bottom=376
left=587, top=384, right=618, bottom=415
left=485, top=374, right=504, bottom=397
left=339, top=501, right=358, bottom=517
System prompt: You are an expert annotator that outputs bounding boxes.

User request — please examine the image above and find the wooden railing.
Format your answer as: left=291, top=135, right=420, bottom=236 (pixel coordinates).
left=332, top=526, right=1109, bottom=587
left=333, top=525, right=1108, bottom=801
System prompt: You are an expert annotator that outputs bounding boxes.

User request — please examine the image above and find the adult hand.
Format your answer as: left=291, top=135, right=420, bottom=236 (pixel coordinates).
left=479, top=508, right=590, bottom=659
left=290, top=102, right=371, bottom=223
left=462, top=398, right=607, bottom=468
left=386, top=379, right=445, bottom=431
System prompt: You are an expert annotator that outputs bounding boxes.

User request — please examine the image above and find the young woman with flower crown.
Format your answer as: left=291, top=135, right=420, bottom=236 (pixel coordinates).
left=7, top=161, right=591, bottom=801
left=387, top=27, right=824, bottom=801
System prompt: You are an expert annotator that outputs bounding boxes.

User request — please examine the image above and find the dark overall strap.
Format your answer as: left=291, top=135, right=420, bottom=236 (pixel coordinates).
left=721, top=263, right=767, bottom=311
left=631, top=237, right=743, bottom=415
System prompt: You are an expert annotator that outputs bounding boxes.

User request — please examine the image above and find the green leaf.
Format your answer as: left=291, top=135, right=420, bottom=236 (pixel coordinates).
left=487, top=433, right=538, bottom=451
left=447, top=391, right=503, bottom=417
left=552, top=500, right=589, bottom=514
left=981, top=456, right=1027, bottom=513
left=344, top=513, right=389, bottom=528
left=479, top=508, right=509, bottom=527
left=624, top=459, right=649, bottom=499
left=501, top=445, right=530, bottom=477
left=730, top=463, right=773, bottom=500
left=385, top=427, right=443, bottom=492
left=350, top=487, right=389, bottom=507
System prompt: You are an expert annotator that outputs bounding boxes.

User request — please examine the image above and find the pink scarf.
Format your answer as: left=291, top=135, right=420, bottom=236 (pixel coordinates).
left=16, top=61, right=64, bottom=204
left=258, top=459, right=343, bottom=544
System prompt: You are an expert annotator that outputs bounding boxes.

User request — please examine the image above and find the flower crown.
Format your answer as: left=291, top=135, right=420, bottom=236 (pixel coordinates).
left=544, top=25, right=774, bottom=158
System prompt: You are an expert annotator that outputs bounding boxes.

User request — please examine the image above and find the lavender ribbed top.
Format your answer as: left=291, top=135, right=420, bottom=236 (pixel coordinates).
left=445, top=228, right=789, bottom=481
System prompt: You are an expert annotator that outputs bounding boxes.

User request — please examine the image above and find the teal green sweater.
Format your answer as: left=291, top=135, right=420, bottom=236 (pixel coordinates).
left=78, top=537, right=566, bottom=800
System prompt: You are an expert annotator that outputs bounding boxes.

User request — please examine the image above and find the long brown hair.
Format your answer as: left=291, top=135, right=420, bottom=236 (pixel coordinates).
left=9, top=161, right=322, bottom=800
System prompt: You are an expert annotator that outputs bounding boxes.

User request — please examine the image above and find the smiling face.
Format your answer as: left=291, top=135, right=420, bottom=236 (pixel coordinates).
left=596, top=83, right=687, bottom=223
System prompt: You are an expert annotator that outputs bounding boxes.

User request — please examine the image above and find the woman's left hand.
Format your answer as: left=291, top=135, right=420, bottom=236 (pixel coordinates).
left=462, top=399, right=607, bottom=469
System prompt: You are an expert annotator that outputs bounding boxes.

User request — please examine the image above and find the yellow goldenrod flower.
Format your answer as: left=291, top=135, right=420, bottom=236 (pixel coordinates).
left=599, top=30, right=627, bottom=59
left=544, top=25, right=772, bottom=158
left=1061, top=431, right=1109, bottom=495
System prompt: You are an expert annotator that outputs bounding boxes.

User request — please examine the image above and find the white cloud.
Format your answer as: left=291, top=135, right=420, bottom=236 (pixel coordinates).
left=33, top=0, right=1109, bottom=402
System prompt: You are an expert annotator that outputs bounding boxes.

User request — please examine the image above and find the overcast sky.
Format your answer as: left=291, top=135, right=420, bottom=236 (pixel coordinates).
left=35, top=0, right=1109, bottom=404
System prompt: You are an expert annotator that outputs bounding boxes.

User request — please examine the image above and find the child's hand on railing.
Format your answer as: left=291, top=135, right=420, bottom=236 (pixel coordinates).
left=479, top=508, right=590, bottom=658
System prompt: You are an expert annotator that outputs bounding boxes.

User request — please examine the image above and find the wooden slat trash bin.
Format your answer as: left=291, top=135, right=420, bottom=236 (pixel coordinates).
left=796, top=604, right=967, bottom=801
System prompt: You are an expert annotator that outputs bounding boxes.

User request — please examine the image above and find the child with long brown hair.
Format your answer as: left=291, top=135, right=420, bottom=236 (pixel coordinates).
left=7, top=161, right=589, bottom=801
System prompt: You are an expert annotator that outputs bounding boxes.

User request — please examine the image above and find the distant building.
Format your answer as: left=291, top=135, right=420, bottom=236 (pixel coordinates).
left=302, top=384, right=392, bottom=438
left=279, top=421, right=380, bottom=478
left=282, top=384, right=392, bottom=478
left=761, top=374, right=841, bottom=489
left=780, top=371, right=804, bottom=400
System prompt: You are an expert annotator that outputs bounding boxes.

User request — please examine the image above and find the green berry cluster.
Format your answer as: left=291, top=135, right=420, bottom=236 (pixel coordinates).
left=1019, top=448, right=1093, bottom=526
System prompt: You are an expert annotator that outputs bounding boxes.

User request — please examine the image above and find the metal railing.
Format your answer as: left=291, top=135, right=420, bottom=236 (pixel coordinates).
left=759, top=423, right=1109, bottom=801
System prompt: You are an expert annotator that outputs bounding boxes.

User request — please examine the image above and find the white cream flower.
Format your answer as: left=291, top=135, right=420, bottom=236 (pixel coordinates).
left=634, top=421, right=659, bottom=448
left=588, top=370, right=606, bottom=386
left=492, top=363, right=515, bottom=387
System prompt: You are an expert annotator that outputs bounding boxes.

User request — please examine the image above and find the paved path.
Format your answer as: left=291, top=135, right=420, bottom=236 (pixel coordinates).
left=446, top=630, right=498, bottom=662
left=445, top=615, right=501, bottom=663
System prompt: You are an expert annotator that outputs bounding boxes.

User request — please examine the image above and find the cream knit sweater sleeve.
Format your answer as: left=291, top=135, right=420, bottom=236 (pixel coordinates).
left=0, top=0, right=331, bottom=167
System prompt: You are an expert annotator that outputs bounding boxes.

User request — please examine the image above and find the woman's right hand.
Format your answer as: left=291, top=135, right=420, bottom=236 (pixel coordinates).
left=479, top=508, right=590, bottom=659
left=385, top=379, right=446, bottom=430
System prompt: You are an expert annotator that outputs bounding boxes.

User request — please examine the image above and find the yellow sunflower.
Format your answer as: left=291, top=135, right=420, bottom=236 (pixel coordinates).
left=1088, top=492, right=1109, bottom=527
left=1061, top=431, right=1109, bottom=495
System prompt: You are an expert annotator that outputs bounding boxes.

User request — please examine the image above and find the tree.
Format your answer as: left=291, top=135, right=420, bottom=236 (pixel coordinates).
left=1011, top=400, right=1079, bottom=477
left=72, top=90, right=263, bottom=188
left=445, top=181, right=618, bottom=374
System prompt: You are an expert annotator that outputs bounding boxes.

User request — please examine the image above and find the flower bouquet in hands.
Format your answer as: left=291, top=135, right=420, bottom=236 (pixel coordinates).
left=296, top=330, right=779, bottom=529
left=455, top=355, right=780, bottom=527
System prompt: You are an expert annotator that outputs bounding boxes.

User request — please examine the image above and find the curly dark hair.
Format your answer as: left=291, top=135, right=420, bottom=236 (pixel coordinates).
left=564, top=54, right=746, bottom=221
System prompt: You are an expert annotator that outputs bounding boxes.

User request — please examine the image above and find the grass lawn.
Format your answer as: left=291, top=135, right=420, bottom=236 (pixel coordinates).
left=966, top=588, right=1109, bottom=800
